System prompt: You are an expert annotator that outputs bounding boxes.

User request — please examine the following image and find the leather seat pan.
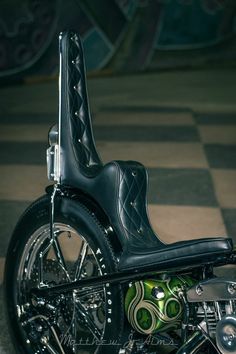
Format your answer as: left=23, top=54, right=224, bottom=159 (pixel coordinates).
left=119, top=237, right=233, bottom=271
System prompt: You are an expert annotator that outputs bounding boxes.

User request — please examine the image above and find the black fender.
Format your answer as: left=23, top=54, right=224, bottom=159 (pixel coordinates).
left=45, top=185, right=123, bottom=255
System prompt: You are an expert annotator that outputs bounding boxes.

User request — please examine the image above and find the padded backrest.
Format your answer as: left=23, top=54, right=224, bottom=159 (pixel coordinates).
left=59, top=31, right=102, bottom=180
left=57, top=31, right=161, bottom=251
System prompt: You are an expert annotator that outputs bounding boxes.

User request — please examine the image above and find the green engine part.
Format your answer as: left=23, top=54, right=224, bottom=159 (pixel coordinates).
left=125, top=275, right=195, bottom=335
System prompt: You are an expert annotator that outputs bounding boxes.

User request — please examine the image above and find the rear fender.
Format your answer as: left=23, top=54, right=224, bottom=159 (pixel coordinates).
left=45, top=185, right=123, bottom=255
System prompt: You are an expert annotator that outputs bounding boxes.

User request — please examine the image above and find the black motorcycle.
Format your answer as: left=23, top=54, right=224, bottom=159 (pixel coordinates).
left=4, top=31, right=236, bottom=354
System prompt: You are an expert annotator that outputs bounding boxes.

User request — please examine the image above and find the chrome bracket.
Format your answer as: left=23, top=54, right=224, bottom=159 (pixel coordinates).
left=50, top=184, right=58, bottom=241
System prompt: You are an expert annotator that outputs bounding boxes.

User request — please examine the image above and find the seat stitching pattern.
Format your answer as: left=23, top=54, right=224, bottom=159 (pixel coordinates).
left=117, top=162, right=160, bottom=247
left=67, top=34, right=101, bottom=176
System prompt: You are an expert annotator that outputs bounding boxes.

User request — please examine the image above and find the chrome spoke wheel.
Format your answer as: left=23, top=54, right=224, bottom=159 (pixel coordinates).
left=5, top=196, right=123, bottom=354
left=16, top=223, right=107, bottom=353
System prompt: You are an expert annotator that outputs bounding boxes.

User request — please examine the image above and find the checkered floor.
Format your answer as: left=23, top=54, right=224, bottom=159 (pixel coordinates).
left=0, top=69, right=235, bottom=353
left=95, top=108, right=236, bottom=243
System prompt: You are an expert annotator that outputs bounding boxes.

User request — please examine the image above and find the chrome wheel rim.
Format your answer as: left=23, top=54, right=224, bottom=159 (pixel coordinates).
left=15, top=223, right=107, bottom=354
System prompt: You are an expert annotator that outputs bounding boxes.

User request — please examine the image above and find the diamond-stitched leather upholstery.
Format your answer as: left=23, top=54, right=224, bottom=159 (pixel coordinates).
left=58, top=31, right=233, bottom=270
left=60, top=32, right=102, bottom=177
left=114, top=161, right=161, bottom=248
left=59, top=31, right=160, bottom=248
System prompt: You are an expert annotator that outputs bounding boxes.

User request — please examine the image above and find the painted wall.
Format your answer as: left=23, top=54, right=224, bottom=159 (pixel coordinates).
left=0, top=0, right=235, bottom=80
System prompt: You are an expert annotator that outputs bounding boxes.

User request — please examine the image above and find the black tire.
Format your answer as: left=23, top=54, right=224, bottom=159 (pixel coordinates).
left=4, top=194, right=123, bottom=354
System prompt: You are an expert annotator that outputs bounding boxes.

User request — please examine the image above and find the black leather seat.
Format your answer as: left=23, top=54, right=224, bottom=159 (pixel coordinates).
left=119, top=237, right=233, bottom=271
left=58, top=31, right=233, bottom=271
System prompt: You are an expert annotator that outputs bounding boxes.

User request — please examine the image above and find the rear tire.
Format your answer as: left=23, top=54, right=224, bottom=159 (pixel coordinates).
left=4, top=194, right=123, bottom=354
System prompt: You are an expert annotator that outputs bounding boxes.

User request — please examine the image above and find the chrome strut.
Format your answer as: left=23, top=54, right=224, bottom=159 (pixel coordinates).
left=176, top=330, right=207, bottom=354
left=50, top=184, right=58, bottom=241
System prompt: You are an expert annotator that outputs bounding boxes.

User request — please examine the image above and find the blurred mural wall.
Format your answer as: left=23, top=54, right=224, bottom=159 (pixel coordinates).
left=0, top=0, right=236, bottom=81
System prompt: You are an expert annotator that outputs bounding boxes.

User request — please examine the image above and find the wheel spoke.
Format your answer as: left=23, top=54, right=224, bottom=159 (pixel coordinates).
left=52, top=237, right=71, bottom=281
left=40, top=338, right=60, bottom=354
left=49, top=325, right=67, bottom=354
left=75, top=302, right=102, bottom=341
left=74, top=241, right=88, bottom=281
left=39, top=252, right=43, bottom=285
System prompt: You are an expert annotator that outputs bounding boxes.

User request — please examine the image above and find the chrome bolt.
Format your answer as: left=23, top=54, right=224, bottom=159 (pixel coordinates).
left=228, top=283, right=236, bottom=295
left=152, top=286, right=165, bottom=300
left=196, top=285, right=203, bottom=296
left=40, top=336, right=48, bottom=345
left=36, top=324, right=43, bottom=332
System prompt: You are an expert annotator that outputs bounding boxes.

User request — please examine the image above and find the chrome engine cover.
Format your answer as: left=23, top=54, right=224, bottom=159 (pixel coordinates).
left=187, top=277, right=236, bottom=353
left=187, top=278, right=236, bottom=303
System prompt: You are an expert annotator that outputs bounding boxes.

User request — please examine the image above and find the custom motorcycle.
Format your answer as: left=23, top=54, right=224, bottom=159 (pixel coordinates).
left=4, top=31, right=236, bottom=354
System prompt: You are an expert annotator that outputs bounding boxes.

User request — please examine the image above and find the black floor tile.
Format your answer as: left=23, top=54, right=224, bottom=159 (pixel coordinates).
left=101, top=105, right=191, bottom=113
left=147, top=168, right=218, bottom=206
left=0, top=142, right=46, bottom=164
left=221, top=208, right=236, bottom=244
left=94, top=125, right=200, bottom=142
left=204, top=144, right=236, bottom=169
left=0, top=286, right=14, bottom=353
left=0, top=200, right=30, bottom=256
left=195, top=113, right=236, bottom=125
left=0, top=113, right=55, bottom=124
